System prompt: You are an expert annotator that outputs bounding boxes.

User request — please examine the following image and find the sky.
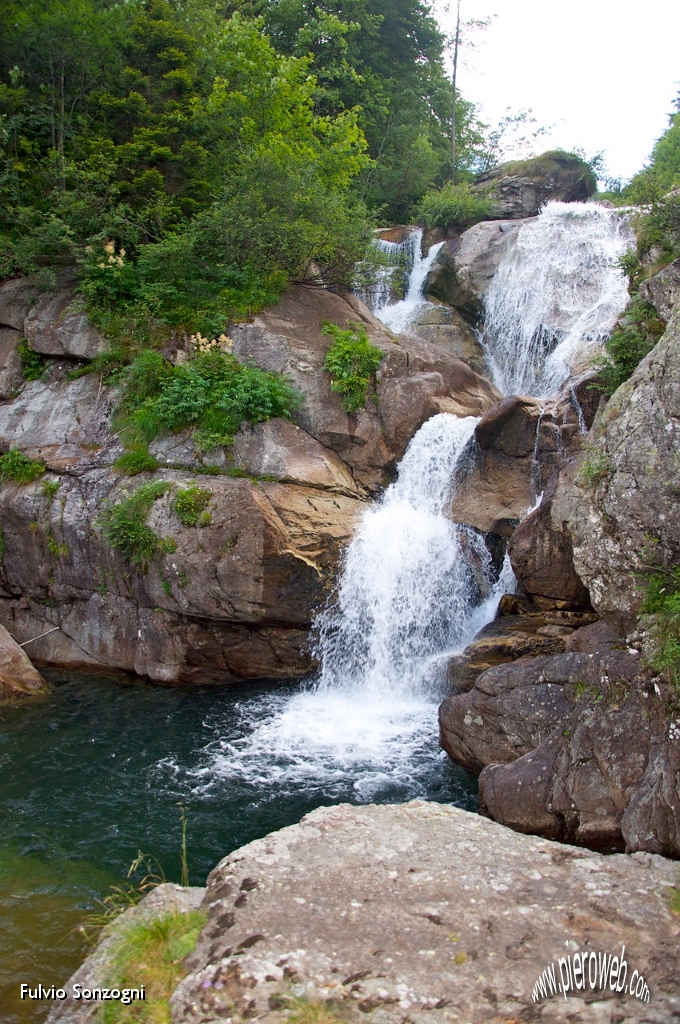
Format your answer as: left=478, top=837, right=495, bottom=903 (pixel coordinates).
left=435, top=0, right=680, bottom=183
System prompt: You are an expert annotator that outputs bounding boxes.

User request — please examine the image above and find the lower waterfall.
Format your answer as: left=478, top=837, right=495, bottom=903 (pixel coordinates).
left=174, top=415, right=510, bottom=802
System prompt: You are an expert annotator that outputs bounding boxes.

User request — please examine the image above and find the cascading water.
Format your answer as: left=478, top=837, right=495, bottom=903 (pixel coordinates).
left=359, top=228, right=445, bottom=333
left=482, top=201, right=634, bottom=397
left=167, top=414, right=510, bottom=802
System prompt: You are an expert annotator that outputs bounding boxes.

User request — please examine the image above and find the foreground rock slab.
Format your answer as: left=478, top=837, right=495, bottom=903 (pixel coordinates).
left=173, top=802, right=678, bottom=1024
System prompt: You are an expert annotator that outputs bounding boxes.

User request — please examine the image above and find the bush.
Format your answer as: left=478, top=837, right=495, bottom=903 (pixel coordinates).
left=322, top=321, right=385, bottom=413
left=99, top=481, right=174, bottom=572
left=0, top=449, right=46, bottom=483
left=115, top=348, right=300, bottom=452
left=592, top=294, right=665, bottom=397
left=577, top=444, right=612, bottom=488
left=641, top=566, right=680, bottom=689
left=113, top=449, right=160, bottom=476
left=17, top=340, right=47, bottom=382
left=417, top=181, right=495, bottom=229
left=173, top=486, right=212, bottom=527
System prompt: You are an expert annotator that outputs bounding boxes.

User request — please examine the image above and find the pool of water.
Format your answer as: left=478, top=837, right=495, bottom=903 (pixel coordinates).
left=0, top=669, right=477, bottom=1023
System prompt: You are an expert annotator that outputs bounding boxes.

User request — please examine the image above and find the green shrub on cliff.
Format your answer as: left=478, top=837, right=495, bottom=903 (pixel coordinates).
left=417, top=182, right=495, bottom=229
left=99, top=480, right=175, bottom=573
left=322, top=321, right=384, bottom=413
left=116, top=348, right=300, bottom=452
left=592, top=294, right=666, bottom=397
left=641, top=566, right=680, bottom=690
left=173, top=486, right=212, bottom=527
left=0, top=449, right=46, bottom=484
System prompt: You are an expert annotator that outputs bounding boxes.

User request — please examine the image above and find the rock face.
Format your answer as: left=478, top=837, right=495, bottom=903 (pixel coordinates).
left=24, top=289, right=110, bottom=360
left=407, top=302, right=488, bottom=376
left=569, top=306, right=680, bottom=635
left=508, top=456, right=592, bottom=609
left=0, top=283, right=500, bottom=682
left=640, top=256, right=680, bottom=320
left=166, top=802, right=679, bottom=1024
left=472, top=156, right=597, bottom=219
left=0, top=623, right=48, bottom=699
left=440, top=648, right=680, bottom=857
left=424, top=219, right=524, bottom=323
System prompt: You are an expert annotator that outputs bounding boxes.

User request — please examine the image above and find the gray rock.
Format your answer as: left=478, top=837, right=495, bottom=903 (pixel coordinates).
left=0, top=326, right=24, bottom=399
left=47, top=883, right=205, bottom=1024
left=472, top=157, right=597, bottom=219
left=406, top=302, right=489, bottom=376
left=0, top=622, right=48, bottom=699
left=24, top=290, right=109, bottom=360
left=171, top=802, right=679, bottom=1024
left=640, top=257, right=680, bottom=320
left=569, top=305, right=680, bottom=635
left=424, top=219, right=523, bottom=322
left=0, top=276, right=40, bottom=330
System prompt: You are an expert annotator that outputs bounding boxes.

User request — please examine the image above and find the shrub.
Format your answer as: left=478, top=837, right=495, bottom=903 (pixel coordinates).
left=0, top=449, right=46, bottom=484
left=640, top=566, right=680, bottom=689
left=417, top=181, right=495, bottom=229
left=99, top=481, right=174, bottom=572
left=113, top=449, right=160, bottom=476
left=592, top=295, right=665, bottom=397
left=173, top=486, right=212, bottom=527
left=322, top=321, right=385, bottom=413
left=577, top=444, right=612, bottom=488
left=17, top=340, right=47, bottom=382
left=115, top=348, right=300, bottom=452
left=99, top=909, right=206, bottom=1024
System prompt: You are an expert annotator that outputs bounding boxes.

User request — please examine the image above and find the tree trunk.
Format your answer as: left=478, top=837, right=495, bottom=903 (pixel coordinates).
left=451, top=0, right=461, bottom=185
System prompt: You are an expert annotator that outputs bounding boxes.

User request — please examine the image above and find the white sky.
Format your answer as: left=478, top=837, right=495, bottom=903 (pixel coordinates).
left=435, top=0, right=680, bottom=183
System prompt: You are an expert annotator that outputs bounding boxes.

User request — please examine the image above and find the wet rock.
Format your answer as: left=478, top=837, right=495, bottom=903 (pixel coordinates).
left=639, top=256, right=680, bottom=320
left=569, top=305, right=680, bottom=635
left=508, top=457, right=592, bottom=609
left=424, top=219, right=524, bottom=323
left=407, top=302, right=488, bottom=376
left=24, top=290, right=109, bottom=360
left=171, top=802, right=679, bottom=1024
left=0, top=623, right=48, bottom=699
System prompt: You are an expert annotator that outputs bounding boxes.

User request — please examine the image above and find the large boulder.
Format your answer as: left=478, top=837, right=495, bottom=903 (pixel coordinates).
left=0, top=623, right=48, bottom=699
left=440, top=647, right=680, bottom=857
left=0, top=276, right=40, bottom=330
left=508, top=456, right=592, bottom=609
left=569, top=306, right=680, bottom=635
left=424, top=219, right=524, bottom=323
left=407, top=301, right=489, bottom=375
left=472, top=152, right=597, bottom=219
left=231, top=285, right=500, bottom=491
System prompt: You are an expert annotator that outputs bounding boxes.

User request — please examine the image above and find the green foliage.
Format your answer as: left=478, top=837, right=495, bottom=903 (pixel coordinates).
left=0, top=448, right=46, bottom=483
left=17, top=339, right=46, bottom=381
left=500, top=150, right=598, bottom=194
left=173, top=486, right=212, bottom=527
left=98, top=480, right=173, bottom=572
left=577, top=444, right=612, bottom=488
left=116, top=348, right=300, bottom=452
left=640, top=566, right=680, bottom=687
left=41, top=478, right=60, bottom=502
left=417, top=181, right=495, bottom=229
left=322, top=320, right=384, bottom=413
left=99, top=909, right=206, bottom=1023
left=113, top=448, right=160, bottom=476
left=592, top=294, right=666, bottom=397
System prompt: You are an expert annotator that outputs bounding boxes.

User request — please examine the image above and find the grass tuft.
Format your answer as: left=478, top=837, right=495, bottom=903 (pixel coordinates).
left=98, top=481, right=173, bottom=572
left=0, top=449, right=46, bottom=484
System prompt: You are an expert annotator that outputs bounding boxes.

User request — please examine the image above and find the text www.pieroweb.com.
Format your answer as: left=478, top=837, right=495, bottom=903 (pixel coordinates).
left=531, top=945, right=650, bottom=1003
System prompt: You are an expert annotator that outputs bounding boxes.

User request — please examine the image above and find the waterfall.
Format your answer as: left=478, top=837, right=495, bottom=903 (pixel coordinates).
left=482, top=202, right=634, bottom=397
left=183, top=415, right=509, bottom=802
left=359, top=228, right=445, bottom=334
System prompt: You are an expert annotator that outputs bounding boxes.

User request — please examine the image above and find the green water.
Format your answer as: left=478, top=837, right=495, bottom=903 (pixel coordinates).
left=0, top=669, right=477, bottom=1023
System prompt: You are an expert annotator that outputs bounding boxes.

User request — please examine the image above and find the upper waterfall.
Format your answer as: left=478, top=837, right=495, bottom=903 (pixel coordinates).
left=481, top=202, right=634, bottom=397
left=361, top=228, right=444, bottom=334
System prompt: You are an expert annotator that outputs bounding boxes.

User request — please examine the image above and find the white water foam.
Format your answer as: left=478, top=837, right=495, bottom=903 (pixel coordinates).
left=173, top=416, right=510, bottom=801
left=482, top=202, right=634, bottom=397
left=377, top=229, right=445, bottom=334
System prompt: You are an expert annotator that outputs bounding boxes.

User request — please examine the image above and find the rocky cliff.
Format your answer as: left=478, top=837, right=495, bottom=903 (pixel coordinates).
left=0, top=280, right=498, bottom=683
